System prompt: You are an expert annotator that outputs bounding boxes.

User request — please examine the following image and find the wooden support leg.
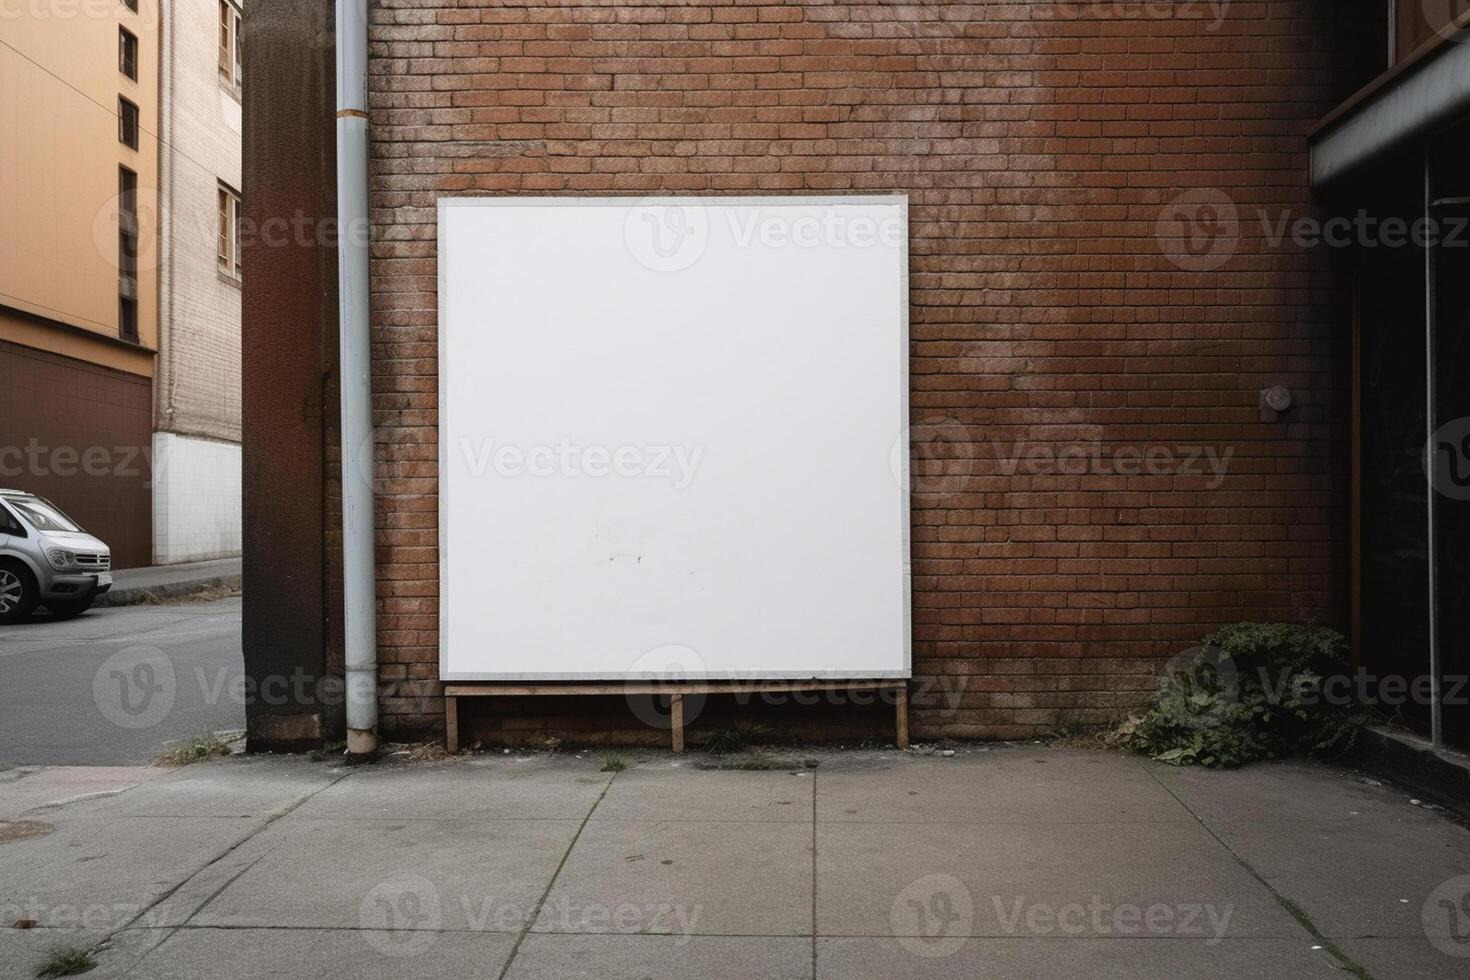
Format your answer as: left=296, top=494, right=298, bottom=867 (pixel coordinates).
left=670, top=693, right=685, bottom=754
left=894, top=683, right=909, bottom=750
left=445, top=693, right=460, bottom=753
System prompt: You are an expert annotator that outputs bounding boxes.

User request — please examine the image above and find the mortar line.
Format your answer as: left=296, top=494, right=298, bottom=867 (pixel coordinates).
left=496, top=769, right=619, bottom=980
left=1136, top=760, right=1376, bottom=980
left=108, top=768, right=352, bottom=978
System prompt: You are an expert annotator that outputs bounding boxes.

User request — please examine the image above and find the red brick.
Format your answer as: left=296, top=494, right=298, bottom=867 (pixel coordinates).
left=362, top=0, right=1359, bottom=742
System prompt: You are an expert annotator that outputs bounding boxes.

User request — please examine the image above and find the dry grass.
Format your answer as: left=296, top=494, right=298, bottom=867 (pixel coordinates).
left=155, top=733, right=232, bottom=767
left=164, top=584, right=242, bottom=604
left=36, top=945, right=96, bottom=978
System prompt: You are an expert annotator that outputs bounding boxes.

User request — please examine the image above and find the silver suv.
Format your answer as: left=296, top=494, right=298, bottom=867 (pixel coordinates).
left=0, top=490, right=112, bottom=624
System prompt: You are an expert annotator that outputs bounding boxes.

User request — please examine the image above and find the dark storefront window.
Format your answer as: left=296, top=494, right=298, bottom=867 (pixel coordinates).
left=1429, top=122, right=1470, bottom=743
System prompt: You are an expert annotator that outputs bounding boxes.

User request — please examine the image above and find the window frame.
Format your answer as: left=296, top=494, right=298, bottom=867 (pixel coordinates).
left=119, top=167, right=139, bottom=341
left=219, top=1, right=243, bottom=91
left=218, top=182, right=243, bottom=280
left=119, top=27, right=137, bottom=80
left=118, top=96, right=139, bottom=150
left=119, top=296, right=138, bottom=342
left=0, top=502, right=26, bottom=538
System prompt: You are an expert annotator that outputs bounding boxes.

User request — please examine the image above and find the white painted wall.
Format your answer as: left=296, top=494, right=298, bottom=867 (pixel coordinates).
left=152, top=432, right=241, bottom=564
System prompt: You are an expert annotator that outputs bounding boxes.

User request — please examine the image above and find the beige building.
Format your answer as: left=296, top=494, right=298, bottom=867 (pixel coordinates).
left=0, top=0, right=242, bottom=568
left=0, top=0, right=162, bottom=567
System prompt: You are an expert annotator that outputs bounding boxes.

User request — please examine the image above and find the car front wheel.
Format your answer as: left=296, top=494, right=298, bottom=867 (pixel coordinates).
left=0, top=562, right=39, bottom=624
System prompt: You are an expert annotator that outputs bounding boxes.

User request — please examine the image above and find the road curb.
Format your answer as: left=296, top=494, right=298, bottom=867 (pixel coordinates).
left=94, top=574, right=242, bottom=608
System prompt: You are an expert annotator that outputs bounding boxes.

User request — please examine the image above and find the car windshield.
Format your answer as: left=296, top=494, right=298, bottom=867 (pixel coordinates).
left=5, top=495, right=84, bottom=533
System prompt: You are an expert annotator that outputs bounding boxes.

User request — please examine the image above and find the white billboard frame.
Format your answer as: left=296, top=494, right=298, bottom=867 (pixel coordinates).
left=437, top=195, right=911, bottom=682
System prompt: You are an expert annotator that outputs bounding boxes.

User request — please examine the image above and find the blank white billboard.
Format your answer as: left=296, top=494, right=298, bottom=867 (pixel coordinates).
left=438, top=196, right=909, bottom=680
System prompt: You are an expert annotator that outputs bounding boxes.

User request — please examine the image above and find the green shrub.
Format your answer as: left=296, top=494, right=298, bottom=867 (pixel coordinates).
left=1119, top=623, right=1361, bottom=768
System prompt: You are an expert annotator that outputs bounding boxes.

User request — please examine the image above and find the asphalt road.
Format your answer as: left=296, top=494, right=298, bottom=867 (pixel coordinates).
left=0, top=596, right=244, bottom=765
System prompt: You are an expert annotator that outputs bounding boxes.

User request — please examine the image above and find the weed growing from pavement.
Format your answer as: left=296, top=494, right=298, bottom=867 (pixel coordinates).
left=600, top=756, right=627, bottom=772
left=698, top=722, right=772, bottom=755
left=694, top=750, right=792, bottom=771
left=1043, top=722, right=1111, bottom=750
left=155, top=733, right=231, bottom=767
left=36, top=945, right=95, bottom=978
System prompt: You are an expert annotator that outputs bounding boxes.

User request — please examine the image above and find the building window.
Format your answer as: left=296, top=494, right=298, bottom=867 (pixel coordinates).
left=118, top=97, right=139, bottom=149
left=119, top=28, right=137, bottom=80
left=119, top=166, right=136, bottom=216
left=119, top=168, right=139, bottom=341
left=219, top=1, right=242, bottom=90
left=218, top=183, right=242, bottom=279
left=119, top=296, right=138, bottom=341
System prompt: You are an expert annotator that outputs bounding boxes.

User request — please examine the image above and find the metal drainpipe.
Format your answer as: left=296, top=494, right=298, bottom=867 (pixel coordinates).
left=336, top=0, right=378, bottom=759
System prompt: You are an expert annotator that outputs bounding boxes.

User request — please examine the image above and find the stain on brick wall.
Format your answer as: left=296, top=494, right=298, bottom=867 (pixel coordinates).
left=364, top=0, right=1361, bottom=741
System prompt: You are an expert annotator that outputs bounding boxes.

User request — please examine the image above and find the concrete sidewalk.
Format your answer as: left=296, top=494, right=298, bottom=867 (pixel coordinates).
left=95, top=557, right=241, bottom=607
left=1, top=746, right=1467, bottom=979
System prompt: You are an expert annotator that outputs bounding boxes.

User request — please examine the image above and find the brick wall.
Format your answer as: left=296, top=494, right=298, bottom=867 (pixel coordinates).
left=365, top=0, right=1363, bottom=741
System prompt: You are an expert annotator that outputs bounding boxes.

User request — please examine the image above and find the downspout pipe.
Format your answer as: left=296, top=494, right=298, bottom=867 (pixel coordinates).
left=335, top=0, right=378, bottom=759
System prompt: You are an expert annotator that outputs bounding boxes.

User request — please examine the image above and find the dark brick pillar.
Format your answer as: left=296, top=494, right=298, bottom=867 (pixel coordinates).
left=241, top=0, right=341, bottom=750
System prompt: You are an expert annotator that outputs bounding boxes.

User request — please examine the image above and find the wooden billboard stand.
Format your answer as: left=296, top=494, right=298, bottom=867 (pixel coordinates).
left=444, top=679, right=909, bottom=754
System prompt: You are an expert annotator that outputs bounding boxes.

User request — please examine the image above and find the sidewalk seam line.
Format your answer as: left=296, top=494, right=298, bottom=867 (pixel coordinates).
left=107, top=769, right=351, bottom=978
left=496, top=769, right=619, bottom=980
left=1136, top=759, right=1378, bottom=980
left=810, top=768, right=818, bottom=980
